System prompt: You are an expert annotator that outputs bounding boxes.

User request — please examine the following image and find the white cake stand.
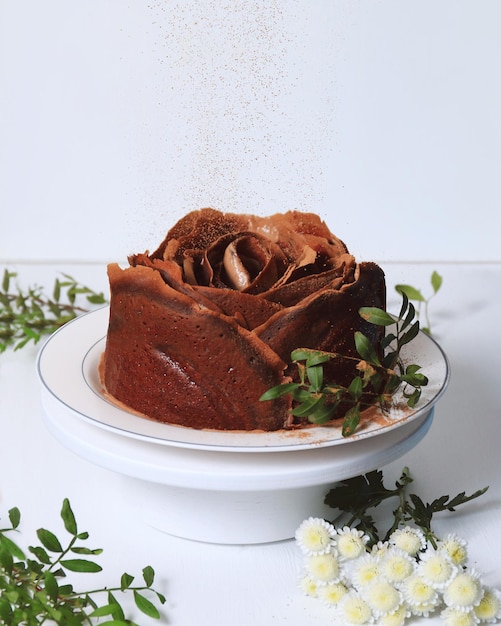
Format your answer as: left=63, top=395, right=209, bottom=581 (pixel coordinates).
left=37, top=307, right=449, bottom=544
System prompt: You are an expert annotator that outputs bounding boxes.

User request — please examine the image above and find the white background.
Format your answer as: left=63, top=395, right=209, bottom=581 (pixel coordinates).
left=1, top=1, right=500, bottom=265
left=1, top=5, right=501, bottom=625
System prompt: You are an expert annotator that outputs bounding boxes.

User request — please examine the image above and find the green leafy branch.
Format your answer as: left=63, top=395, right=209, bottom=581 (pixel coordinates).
left=395, top=270, right=443, bottom=335
left=0, top=498, right=166, bottom=625
left=324, top=467, right=488, bottom=549
left=261, top=291, right=428, bottom=436
left=0, top=269, right=107, bottom=353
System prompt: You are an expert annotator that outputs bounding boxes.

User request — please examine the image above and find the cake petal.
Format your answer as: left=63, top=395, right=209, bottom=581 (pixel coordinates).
left=254, top=262, right=386, bottom=387
left=103, top=263, right=291, bottom=431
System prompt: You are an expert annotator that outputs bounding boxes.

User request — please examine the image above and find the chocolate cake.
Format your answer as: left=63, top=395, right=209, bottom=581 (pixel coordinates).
left=101, top=209, right=386, bottom=431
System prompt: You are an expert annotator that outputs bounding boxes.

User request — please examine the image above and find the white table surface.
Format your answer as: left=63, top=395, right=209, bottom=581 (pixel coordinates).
left=1, top=261, right=500, bottom=625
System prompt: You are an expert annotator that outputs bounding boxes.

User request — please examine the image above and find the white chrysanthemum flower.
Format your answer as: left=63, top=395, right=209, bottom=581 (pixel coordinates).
left=441, top=606, right=480, bottom=626
left=388, top=526, right=426, bottom=556
left=351, top=553, right=381, bottom=588
left=409, top=600, right=441, bottom=618
left=295, top=517, right=336, bottom=555
left=318, top=581, right=349, bottom=606
left=336, top=526, right=369, bottom=560
left=305, top=552, right=341, bottom=585
left=417, top=547, right=457, bottom=589
left=400, top=573, right=439, bottom=608
left=378, top=604, right=411, bottom=626
left=439, top=534, right=469, bottom=567
left=444, top=569, right=484, bottom=610
left=379, top=547, right=416, bottom=585
left=474, top=587, right=501, bottom=623
left=371, top=541, right=391, bottom=559
left=299, top=574, right=318, bottom=597
left=363, top=579, right=402, bottom=617
left=338, top=590, right=374, bottom=625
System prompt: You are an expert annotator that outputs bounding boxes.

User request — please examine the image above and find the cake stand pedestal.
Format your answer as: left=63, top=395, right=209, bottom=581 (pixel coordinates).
left=41, top=391, right=433, bottom=544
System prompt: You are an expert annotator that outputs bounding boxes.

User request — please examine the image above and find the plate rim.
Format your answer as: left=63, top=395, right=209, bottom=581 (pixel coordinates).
left=37, top=305, right=450, bottom=453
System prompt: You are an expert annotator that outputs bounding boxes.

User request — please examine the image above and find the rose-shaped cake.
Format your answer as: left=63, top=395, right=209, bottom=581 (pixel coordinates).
left=102, top=209, right=386, bottom=431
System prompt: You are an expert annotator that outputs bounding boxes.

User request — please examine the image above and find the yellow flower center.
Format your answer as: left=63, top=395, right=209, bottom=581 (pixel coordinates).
left=446, top=573, right=481, bottom=607
left=367, top=581, right=400, bottom=613
left=405, top=576, right=436, bottom=604
left=303, top=526, right=330, bottom=552
left=306, top=553, right=340, bottom=582
left=382, top=555, right=414, bottom=583
left=421, top=554, right=453, bottom=584
left=338, top=534, right=364, bottom=559
left=342, top=595, right=373, bottom=624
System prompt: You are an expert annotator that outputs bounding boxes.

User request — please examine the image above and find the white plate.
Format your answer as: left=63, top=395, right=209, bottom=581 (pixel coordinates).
left=37, top=306, right=449, bottom=453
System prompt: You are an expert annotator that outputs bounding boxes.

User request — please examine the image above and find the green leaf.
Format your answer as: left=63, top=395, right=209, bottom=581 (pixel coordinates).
left=61, top=498, right=78, bottom=535
left=142, top=565, right=155, bottom=587
left=304, top=351, right=331, bottom=367
left=71, top=546, right=103, bottom=555
left=306, top=364, right=323, bottom=391
left=107, top=591, right=126, bottom=620
left=8, top=507, right=21, bottom=529
left=399, top=321, right=420, bottom=347
left=445, top=486, right=489, bottom=509
left=29, top=545, right=52, bottom=564
left=404, top=388, right=422, bottom=408
left=53, top=278, right=61, bottom=302
left=431, top=270, right=443, bottom=294
left=90, top=601, right=127, bottom=620
left=0, top=544, right=14, bottom=572
left=400, top=300, right=417, bottom=331
left=291, top=348, right=315, bottom=362
left=359, top=306, right=395, bottom=326
left=121, top=572, right=134, bottom=590
left=60, top=558, right=102, bottom=573
left=291, top=395, right=324, bottom=418
left=382, top=349, right=399, bottom=369
left=58, top=583, right=75, bottom=596
left=291, top=387, right=314, bottom=402
left=2, top=269, right=12, bottom=292
left=0, top=533, right=25, bottom=560
left=90, top=604, right=119, bottom=618
left=0, top=597, right=13, bottom=624
left=401, top=372, right=428, bottom=386
left=342, top=405, right=361, bottom=437
left=354, top=331, right=381, bottom=366
left=155, top=590, right=167, bottom=605
left=134, top=590, right=161, bottom=619
left=306, top=402, right=336, bottom=424
left=347, top=376, right=363, bottom=401
left=34, top=592, right=63, bottom=622
left=381, top=333, right=397, bottom=350
left=44, top=571, right=59, bottom=602
left=87, top=293, right=107, bottom=304
left=27, top=557, right=45, bottom=575
left=259, top=382, right=299, bottom=401
left=36, top=528, right=63, bottom=553
left=395, top=284, right=425, bottom=302
left=398, top=291, right=409, bottom=320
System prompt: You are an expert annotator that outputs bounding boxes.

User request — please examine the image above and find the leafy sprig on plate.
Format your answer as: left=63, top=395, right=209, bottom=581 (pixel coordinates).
left=324, top=466, right=488, bottom=549
left=261, top=291, right=429, bottom=436
left=0, top=269, right=107, bottom=352
left=0, top=499, right=166, bottom=625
